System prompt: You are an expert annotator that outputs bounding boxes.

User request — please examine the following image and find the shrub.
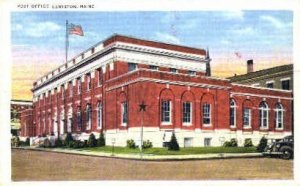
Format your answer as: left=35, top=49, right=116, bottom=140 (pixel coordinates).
left=244, top=138, right=253, bottom=147
left=55, top=137, right=64, bottom=147
left=168, top=132, right=179, bottom=151
left=257, top=136, right=268, bottom=152
left=14, top=136, right=20, bottom=147
left=71, top=140, right=84, bottom=148
left=25, top=137, right=30, bottom=146
left=65, top=132, right=74, bottom=147
left=87, top=133, right=97, bottom=147
left=43, top=138, right=51, bottom=148
left=126, top=139, right=136, bottom=149
left=223, top=138, right=238, bottom=147
left=97, top=132, right=106, bottom=147
left=142, top=140, right=153, bottom=149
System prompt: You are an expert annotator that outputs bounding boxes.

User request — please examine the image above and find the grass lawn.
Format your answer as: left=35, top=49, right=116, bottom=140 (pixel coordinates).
left=79, top=146, right=257, bottom=155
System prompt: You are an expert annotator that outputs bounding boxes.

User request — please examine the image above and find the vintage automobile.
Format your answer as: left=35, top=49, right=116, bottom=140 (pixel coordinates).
left=263, top=135, right=294, bottom=160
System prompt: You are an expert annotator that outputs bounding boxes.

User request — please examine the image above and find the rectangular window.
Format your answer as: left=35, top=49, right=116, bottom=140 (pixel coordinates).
left=204, top=138, right=212, bottom=147
left=87, top=74, right=91, bottom=91
left=128, top=63, right=137, bottom=72
left=121, top=102, right=128, bottom=125
left=161, top=100, right=171, bottom=123
left=69, top=81, right=73, bottom=97
left=203, top=103, right=211, bottom=125
left=77, top=109, right=82, bottom=130
left=183, top=102, right=192, bottom=124
left=281, top=80, right=290, bottom=90
left=150, top=65, right=159, bottom=70
left=276, top=110, right=283, bottom=129
left=77, top=78, right=81, bottom=94
left=266, top=82, right=274, bottom=88
left=243, top=108, right=251, bottom=127
left=184, top=138, right=193, bottom=147
left=188, top=70, right=196, bottom=76
left=230, top=107, right=235, bottom=127
left=97, top=103, right=102, bottom=129
left=170, top=68, right=178, bottom=73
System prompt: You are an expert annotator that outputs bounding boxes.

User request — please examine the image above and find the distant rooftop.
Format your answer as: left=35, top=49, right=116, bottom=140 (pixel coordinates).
left=227, top=64, right=293, bottom=82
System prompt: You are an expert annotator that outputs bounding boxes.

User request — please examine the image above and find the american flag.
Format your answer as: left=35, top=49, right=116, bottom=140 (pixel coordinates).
left=234, top=51, right=242, bottom=59
left=68, top=23, right=84, bottom=36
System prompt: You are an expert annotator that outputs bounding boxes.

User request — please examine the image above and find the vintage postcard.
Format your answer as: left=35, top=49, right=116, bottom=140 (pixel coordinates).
left=0, top=0, right=299, bottom=185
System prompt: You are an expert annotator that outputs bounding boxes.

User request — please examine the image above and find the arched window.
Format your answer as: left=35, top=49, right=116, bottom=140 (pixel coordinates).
left=86, top=104, right=92, bottom=130
left=230, top=99, right=236, bottom=128
left=97, top=102, right=102, bottom=129
left=259, top=102, right=269, bottom=129
left=77, top=106, right=82, bottom=130
left=275, top=103, right=284, bottom=129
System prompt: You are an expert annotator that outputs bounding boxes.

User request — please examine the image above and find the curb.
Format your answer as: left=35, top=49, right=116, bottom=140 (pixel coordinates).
left=12, top=147, right=264, bottom=161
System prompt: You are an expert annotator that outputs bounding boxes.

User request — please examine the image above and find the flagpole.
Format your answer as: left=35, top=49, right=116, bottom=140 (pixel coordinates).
left=65, top=20, right=69, bottom=63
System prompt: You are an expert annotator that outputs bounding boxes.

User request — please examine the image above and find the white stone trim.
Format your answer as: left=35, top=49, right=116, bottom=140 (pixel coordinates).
left=230, top=92, right=292, bottom=100
left=280, top=77, right=291, bottom=81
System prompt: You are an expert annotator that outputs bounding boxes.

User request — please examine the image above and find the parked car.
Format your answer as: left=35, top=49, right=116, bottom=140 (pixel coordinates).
left=263, top=135, right=293, bottom=160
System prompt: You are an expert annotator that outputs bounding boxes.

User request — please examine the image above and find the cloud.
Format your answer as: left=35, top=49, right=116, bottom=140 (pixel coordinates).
left=154, top=32, right=181, bottom=44
left=231, top=27, right=255, bottom=35
left=260, top=15, right=291, bottom=29
left=221, top=11, right=244, bottom=20
left=24, top=22, right=62, bottom=37
left=12, top=24, right=23, bottom=31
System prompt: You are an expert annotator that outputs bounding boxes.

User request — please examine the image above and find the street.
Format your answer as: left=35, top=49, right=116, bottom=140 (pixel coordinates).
left=11, top=149, right=293, bottom=181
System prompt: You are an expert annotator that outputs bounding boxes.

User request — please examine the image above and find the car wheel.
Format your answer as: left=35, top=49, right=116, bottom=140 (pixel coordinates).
left=280, top=146, right=293, bottom=160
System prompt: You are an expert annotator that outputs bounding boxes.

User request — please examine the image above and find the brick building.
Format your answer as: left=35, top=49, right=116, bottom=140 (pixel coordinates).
left=20, top=34, right=293, bottom=147
left=11, top=100, right=32, bottom=136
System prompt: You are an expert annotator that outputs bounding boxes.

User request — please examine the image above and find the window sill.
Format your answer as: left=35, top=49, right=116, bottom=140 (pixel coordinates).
left=161, top=122, right=172, bottom=126
left=230, top=125, right=236, bottom=128
left=260, top=127, right=269, bottom=130
left=182, top=123, right=192, bottom=126
left=275, top=128, right=284, bottom=130
left=243, top=126, right=252, bottom=129
left=121, top=123, right=127, bottom=127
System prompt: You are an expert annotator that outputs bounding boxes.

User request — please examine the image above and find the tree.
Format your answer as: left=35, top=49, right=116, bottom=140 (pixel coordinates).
left=97, top=132, right=106, bottom=147
left=168, top=132, right=180, bottom=151
left=87, top=133, right=97, bottom=147
left=257, top=136, right=268, bottom=152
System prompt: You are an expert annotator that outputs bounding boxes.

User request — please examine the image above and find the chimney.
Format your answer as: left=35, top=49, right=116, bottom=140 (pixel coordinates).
left=247, top=59, right=253, bottom=73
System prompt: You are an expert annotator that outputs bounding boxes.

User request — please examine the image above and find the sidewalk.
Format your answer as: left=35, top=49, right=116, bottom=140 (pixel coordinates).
left=13, top=147, right=263, bottom=161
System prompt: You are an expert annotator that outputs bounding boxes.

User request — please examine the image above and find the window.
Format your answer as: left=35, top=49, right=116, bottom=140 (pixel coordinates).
left=281, top=80, right=290, bottom=90
left=150, top=65, right=159, bottom=70
left=97, top=102, right=102, bottom=129
left=61, top=85, right=65, bottom=99
left=121, top=102, right=128, bottom=125
left=128, top=63, right=137, bottom=72
left=204, top=138, right=212, bottom=147
left=81, top=53, right=84, bottom=59
left=188, top=70, right=196, bottom=76
left=203, top=103, right=211, bottom=125
left=77, top=107, right=82, bottom=130
left=91, top=47, right=95, bottom=54
left=87, top=74, right=91, bottom=91
left=230, top=99, right=236, bottom=127
left=77, top=78, right=81, bottom=94
left=86, top=104, right=92, bottom=130
left=184, top=138, right=193, bottom=147
left=170, top=68, right=178, bottom=73
left=98, top=68, right=102, bottom=86
left=69, top=81, right=73, bottom=97
left=266, top=82, right=274, bottom=88
left=243, top=108, right=251, bottom=128
left=259, top=102, right=269, bottom=129
left=161, top=100, right=171, bottom=123
left=275, top=103, right=284, bottom=129
left=182, top=102, right=192, bottom=124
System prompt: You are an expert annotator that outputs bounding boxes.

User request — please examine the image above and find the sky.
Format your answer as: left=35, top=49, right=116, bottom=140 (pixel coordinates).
left=11, top=11, right=293, bottom=100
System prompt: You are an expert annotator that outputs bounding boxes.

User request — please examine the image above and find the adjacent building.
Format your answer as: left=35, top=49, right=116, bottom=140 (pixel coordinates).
left=11, top=100, right=32, bottom=136
left=20, top=34, right=293, bottom=147
left=228, top=60, right=293, bottom=90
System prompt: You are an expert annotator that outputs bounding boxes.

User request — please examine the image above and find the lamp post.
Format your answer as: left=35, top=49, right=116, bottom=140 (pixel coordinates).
left=111, top=138, right=115, bottom=156
left=139, top=101, right=147, bottom=159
